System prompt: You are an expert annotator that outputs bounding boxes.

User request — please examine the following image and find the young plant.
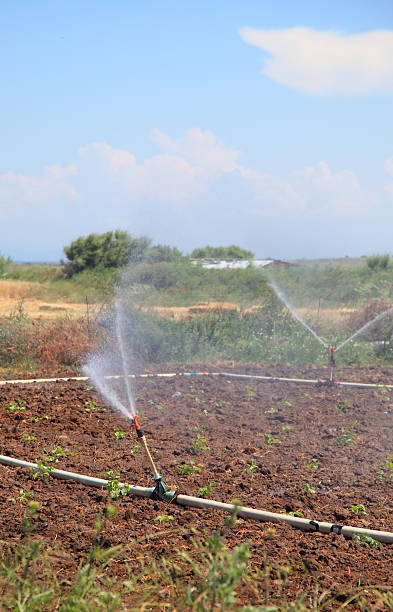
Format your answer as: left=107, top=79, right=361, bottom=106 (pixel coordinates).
left=245, top=386, right=255, bottom=399
left=113, top=427, right=125, bottom=440
left=130, top=443, right=141, bottom=455
left=265, top=407, right=278, bottom=414
left=282, top=425, right=293, bottom=432
left=351, top=504, right=368, bottom=516
left=30, top=460, right=54, bottom=480
left=335, top=400, right=351, bottom=412
left=29, top=415, right=48, bottom=423
left=263, top=433, right=281, bottom=447
left=43, top=445, right=73, bottom=463
left=190, top=434, right=210, bottom=455
left=303, top=483, right=316, bottom=494
left=84, top=399, right=103, bottom=412
left=336, top=428, right=356, bottom=446
left=153, top=515, right=174, bottom=523
left=17, top=489, right=34, bottom=503
left=280, top=400, right=293, bottom=407
left=106, top=470, right=131, bottom=499
left=176, top=460, right=202, bottom=476
left=244, top=462, right=258, bottom=474
left=305, top=458, right=319, bottom=469
left=21, top=433, right=36, bottom=442
left=6, top=400, right=26, bottom=413
left=353, top=533, right=380, bottom=548
left=148, top=399, right=167, bottom=410
left=197, top=481, right=217, bottom=498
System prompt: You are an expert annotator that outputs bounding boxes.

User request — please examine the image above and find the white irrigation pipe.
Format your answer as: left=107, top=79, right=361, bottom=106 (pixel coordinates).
left=1, top=371, right=393, bottom=390
left=1, top=454, right=393, bottom=544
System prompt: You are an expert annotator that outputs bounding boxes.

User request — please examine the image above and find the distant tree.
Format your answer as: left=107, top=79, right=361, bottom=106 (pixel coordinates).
left=62, top=230, right=151, bottom=276
left=144, top=244, right=184, bottom=263
left=190, top=245, right=254, bottom=260
left=0, top=252, right=12, bottom=275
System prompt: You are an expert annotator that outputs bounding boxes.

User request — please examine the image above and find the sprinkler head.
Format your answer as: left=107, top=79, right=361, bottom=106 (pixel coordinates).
left=132, top=414, right=144, bottom=438
left=329, top=346, right=336, bottom=367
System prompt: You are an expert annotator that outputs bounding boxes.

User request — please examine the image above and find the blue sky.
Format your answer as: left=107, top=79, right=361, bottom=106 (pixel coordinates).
left=1, top=1, right=393, bottom=261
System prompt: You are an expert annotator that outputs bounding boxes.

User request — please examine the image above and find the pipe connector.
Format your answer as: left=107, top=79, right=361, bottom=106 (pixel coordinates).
left=150, top=476, right=175, bottom=502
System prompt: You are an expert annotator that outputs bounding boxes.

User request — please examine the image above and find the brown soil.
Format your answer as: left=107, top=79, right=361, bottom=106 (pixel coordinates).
left=1, top=362, right=393, bottom=606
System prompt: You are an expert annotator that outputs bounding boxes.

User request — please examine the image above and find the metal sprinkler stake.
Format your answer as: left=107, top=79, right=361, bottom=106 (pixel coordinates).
left=329, top=346, right=336, bottom=383
left=131, top=414, right=174, bottom=502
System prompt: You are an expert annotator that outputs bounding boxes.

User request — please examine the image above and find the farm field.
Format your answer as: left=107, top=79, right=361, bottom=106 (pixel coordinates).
left=1, top=362, right=393, bottom=609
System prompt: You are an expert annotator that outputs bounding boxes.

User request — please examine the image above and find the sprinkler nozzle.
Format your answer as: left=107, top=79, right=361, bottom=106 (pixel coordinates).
left=329, top=346, right=336, bottom=367
left=132, top=414, right=144, bottom=438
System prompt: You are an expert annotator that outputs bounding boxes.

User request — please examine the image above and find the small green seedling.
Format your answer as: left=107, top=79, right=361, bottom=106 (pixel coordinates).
left=176, top=461, right=201, bottom=475
left=6, top=400, right=26, bottom=413
left=198, top=409, right=209, bottom=417
left=351, top=504, right=368, bottom=516
left=288, top=510, right=304, bottom=517
left=148, top=400, right=167, bottom=410
left=29, top=415, right=48, bottom=423
left=245, top=462, right=258, bottom=474
left=336, top=429, right=356, bottom=446
left=215, top=401, right=230, bottom=408
left=353, top=533, right=380, bottom=548
left=21, top=433, right=36, bottom=442
left=303, top=483, right=316, bottom=494
left=305, top=458, right=319, bottom=469
left=113, top=427, right=125, bottom=440
left=265, top=407, right=278, bottom=414
left=246, top=386, right=255, bottom=399
left=30, top=460, right=54, bottom=480
left=197, top=481, right=216, bottom=498
left=264, top=433, right=281, bottom=446
left=304, top=393, right=312, bottom=399
left=153, top=515, right=174, bottom=523
left=190, top=434, right=209, bottom=454
left=106, top=470, right=131, bottom=499
left=43, top=445, right=73, bottom=463
left=18, top=489, right=33, bottom=502
left=84, top=399, right=103, bottom=412
left=282, top=425, right=293, bottom=432
left=280, top=400, right=293, bottom=407
left=130, top=443, right=141, bottom=455
left=85, top=385, right=94, bottom=391
left=335, top=400, right=351, bottom=412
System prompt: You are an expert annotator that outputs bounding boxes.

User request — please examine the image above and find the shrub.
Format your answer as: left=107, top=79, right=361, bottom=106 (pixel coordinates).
left=366, top=254, right=390, bottom=270
left=62, top=230, right=151, bottom=276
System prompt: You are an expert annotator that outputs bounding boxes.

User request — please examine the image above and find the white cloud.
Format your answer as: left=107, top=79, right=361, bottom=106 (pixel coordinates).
left=0, top=164, right=77, bottom=220
left=239, top=27, right=393, bottom=94
left=0, top=129, right=374, bottom=229
left=151, top=127, right=239, bottom=175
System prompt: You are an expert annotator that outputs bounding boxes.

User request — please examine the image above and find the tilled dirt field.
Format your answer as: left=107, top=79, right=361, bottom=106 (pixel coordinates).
left=1, top=362, right=393, bottom=608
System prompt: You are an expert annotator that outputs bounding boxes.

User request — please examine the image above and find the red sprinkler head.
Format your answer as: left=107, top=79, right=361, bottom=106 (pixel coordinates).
left=329, top=346, right=336, bottom=367
left=132, top=414, right=144, bottom=438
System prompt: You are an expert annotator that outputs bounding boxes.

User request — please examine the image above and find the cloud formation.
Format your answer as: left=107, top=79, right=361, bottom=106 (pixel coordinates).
left=239, top=27, right=393, bottom=94
left=0, top=129, right=374, bottom=228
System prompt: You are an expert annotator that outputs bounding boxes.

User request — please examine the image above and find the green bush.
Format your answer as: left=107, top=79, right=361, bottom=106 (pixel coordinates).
left=62, top=230, right=151, bottom=276
left=366, top=254, right=390, bottom=270
left=191, top=245, right=254, bottom=259
left=0, top=252, right=12, bottom=276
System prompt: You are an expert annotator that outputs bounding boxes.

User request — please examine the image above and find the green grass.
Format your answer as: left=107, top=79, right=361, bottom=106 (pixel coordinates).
left=1, top=502, right=392, bottom=610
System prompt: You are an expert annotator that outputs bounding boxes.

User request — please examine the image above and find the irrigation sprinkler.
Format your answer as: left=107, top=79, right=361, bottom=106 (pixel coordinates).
left=1, top=453, right=393, bottom=544
left=131, top=413, right=174, bottom=502
left=328, top=346, right=336, bottom=383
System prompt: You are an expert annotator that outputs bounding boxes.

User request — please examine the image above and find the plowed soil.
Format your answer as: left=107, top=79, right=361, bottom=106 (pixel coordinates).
left=1, top=362, right=393, bottom=608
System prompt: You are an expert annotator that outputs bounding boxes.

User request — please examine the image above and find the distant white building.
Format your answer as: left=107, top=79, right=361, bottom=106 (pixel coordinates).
left=190, top=258, right=294, bottom=270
